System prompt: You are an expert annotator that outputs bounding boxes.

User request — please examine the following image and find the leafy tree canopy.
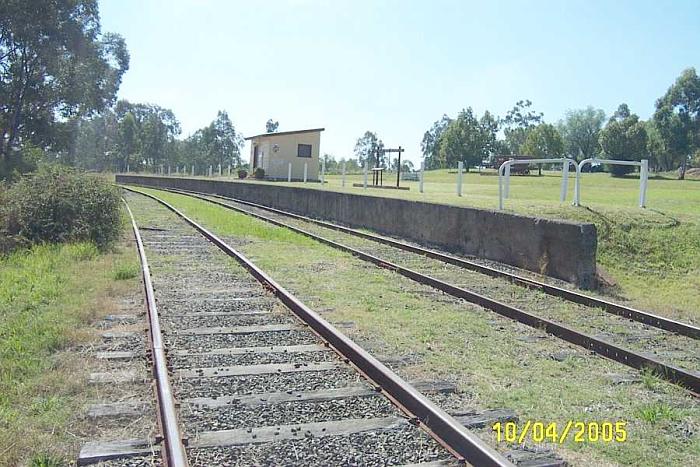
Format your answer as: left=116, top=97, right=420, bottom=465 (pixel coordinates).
left=266, top=119, right=279, bottom=133
left=0, top=0, right=129, bottom=179
left=599, top=104, right=648, bottom=176
left=354, top=131, right=384, bottom=167
left=557, top=107, right=605, bottom=161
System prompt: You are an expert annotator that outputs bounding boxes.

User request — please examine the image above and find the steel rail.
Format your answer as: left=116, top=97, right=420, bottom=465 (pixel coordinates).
left=122, top=187, right=514, bottom=467
left=122, top=199, right=189, bottom=467
left=159, top=186, right=699, bottom=340
left=126, top=186, right=700, bottom=394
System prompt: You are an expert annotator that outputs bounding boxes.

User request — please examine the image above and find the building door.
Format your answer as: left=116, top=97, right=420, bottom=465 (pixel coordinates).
left=253, top=145, right=259, bottom=168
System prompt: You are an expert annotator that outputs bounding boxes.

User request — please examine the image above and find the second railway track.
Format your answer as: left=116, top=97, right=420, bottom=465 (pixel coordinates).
left=100, top=190, right=530, bottom=466
left=125, top=185, right=700, bottom=394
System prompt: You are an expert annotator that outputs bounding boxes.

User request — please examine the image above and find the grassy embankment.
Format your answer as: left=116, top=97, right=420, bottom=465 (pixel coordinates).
left=156, top=170, right=700, bottom=323
left=0, top=229, right=139, bottom=465
left=135, top=187, right=699, bottom=467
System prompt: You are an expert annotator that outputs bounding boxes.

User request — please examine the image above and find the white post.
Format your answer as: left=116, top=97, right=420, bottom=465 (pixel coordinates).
left=208, top=165, right=212, bottom=177
left=321, top=157, right=326, bottom=185
left=303, top=162, right=308, bottom=183
left=419, top=161, right=425, bottom=193
left=126, top=164, right=129, bottom=173
left=560, top=160, right=569, bottom=203
left=639, top=159, right=649, bottom=208
left=218, top=164, right=221, bottom=176
left=191, top=165, right=194, bottom=176
left=228, top=165, right=231, bottom=177
left=504, top=164, right=511, bottom=198
left=341, top=162, right=346, bottom=187
left=168, top=165, right=171, bottom=176
left=288, top=162, right=292, bottom=182
left=175, top=166, right=179, bottom=175
left=457, top=161, right=463, bottom=197
left=363, top=162, right=368, bottom=188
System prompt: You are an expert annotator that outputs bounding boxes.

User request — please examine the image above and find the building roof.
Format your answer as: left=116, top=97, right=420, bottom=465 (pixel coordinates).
left=244, top=128, right=325, bottom=141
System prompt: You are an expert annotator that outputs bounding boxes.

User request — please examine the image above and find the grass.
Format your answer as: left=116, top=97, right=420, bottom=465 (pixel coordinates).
left=136, top=187, right=700, bottom=466
left=154, top=170, right=700, bottom=323
left=0, top=225, right=139, bottom=465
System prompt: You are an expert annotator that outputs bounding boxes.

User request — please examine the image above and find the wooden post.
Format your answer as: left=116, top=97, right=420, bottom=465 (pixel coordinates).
left=396, top=146, right=403, bottom=188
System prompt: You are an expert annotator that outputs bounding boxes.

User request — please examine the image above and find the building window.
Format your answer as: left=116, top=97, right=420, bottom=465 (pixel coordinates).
left=297, top=144, right=312, bottom=158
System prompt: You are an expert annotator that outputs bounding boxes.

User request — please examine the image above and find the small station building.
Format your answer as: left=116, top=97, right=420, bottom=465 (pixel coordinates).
left=245, top=128, right=324, bottom=181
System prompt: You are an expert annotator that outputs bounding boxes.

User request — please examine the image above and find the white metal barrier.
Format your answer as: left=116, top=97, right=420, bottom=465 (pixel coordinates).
left=575, top=158, right=648, bottom=208
left=498, top=158, right=576, bottom=210
left=456, top=161, right=464, bottom=197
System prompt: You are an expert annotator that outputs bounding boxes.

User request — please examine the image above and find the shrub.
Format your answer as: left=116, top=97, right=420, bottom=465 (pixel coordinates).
left=254, top=167, right=265, bottom=179
left=237, top=169, right=248, bottom=179
left=0, top=166, right=122, bottom=253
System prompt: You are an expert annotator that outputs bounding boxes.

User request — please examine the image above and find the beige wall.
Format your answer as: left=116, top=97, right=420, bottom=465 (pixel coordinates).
left=249, top=131, right=321, bottom=181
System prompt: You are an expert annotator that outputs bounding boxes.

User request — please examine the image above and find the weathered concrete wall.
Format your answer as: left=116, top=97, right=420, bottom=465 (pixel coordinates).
left=117, top=175, right=597, bottom=288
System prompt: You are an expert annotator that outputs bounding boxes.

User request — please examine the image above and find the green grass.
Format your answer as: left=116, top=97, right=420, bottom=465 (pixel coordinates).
left=135, top=188, right=700, bottom=466
left=0, top=233, right=138, bottom=465
left=112, top=261, right=140, bottom=280
left=158, top=170, right=700, bottom=323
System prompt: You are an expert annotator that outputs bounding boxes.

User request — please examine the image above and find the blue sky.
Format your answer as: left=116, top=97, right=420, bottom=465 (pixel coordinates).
left=99, top=0, right=700, bottom=164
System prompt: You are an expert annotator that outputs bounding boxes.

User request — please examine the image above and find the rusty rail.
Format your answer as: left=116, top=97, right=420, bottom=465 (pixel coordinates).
left=122, top=187, right=513, bottom=467
left=162, top=186, right=699, bottom=340
left=122, top=199, right=189, bottom=467
left=127, top=186, right=700, bottom=394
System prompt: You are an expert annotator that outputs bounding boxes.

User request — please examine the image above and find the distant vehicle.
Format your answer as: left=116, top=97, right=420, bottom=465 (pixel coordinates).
left=493, top=155, right=530, bottom=175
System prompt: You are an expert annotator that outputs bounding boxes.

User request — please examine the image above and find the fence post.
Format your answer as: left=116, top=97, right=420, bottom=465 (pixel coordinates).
left=191, top=165, right=194, bottom=176
left=303, top=162, right=308, bottom=183
left=321, top=158, right=326, bottom=185
left=504, top=164, right=511, bottom=198
left=419, top=161, right=424, bottom=193
left=288, top=162, right=292, bottom=182
left=457, top=161, right=463, bottom=197
left=168, top=165, right=171, bottom=176
left=560, top=159, right=569, bottom=203
left=363, top=162, right=368, bottom=188
left=639, top=159, right=649, bottom=208
left=228, top=165, right=231, bottom=177
left=126, top=164, right=129, bottom=173
left=341, top=162, right=346, bottom=187
left=218, top=164, right=221, bottom=176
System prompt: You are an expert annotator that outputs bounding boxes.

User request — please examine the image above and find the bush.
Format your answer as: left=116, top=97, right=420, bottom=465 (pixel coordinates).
left=0, top=166, right=122, bottom=253
left=237, top=169, right=248, bottom=179
left=254, top=167, right=265, bottom=179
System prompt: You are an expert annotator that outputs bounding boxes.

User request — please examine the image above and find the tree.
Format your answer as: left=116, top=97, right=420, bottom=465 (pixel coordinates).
left=502, top=100, right=543, bottom=155
left=521, top=123, right=565, bottom=173
left=599, top=104, right=648, bottom=177
left=116, top=112, right=139, bottom=171
left=645, top=120, right=673, bottom=172
left=0, top=0, right=129, bottom=178
left=436, top=108, right=497, bottom=169
left=557, top=107, right=605, bottom=161
left=354, top=131, right=384, bottom=167
left=653, top=68, right=700, bottom=179
left=421, top=115, right=452, bottom=169
left=266, top=119, right=279, bottom=133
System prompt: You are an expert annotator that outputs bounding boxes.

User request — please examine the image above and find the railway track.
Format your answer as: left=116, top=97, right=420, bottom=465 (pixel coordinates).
left=126, top=185, right=700, bottom=394
left=79, top=190, right=531, bottom=466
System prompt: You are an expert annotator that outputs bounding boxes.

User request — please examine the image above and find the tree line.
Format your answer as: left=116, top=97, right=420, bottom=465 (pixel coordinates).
left=416, top=69, right=700, bottom=178
left=2, top=1, right=697, bottom=181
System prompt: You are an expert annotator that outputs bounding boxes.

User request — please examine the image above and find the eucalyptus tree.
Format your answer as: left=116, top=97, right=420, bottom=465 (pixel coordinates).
left=557, top=107, right=606, bottom=161
left=354, top=131, right=384, bottom=167
left=0, top=0, right=129, bottom=178
left=653, top=67, right=700, bottom=179
left=502, top=100, right=544, bottom=155
left=599, top=104, right=648, bottom=176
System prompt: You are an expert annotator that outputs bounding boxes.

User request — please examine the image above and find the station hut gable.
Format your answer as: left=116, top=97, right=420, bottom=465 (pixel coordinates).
left=245, top=128, right=324, bottom=181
